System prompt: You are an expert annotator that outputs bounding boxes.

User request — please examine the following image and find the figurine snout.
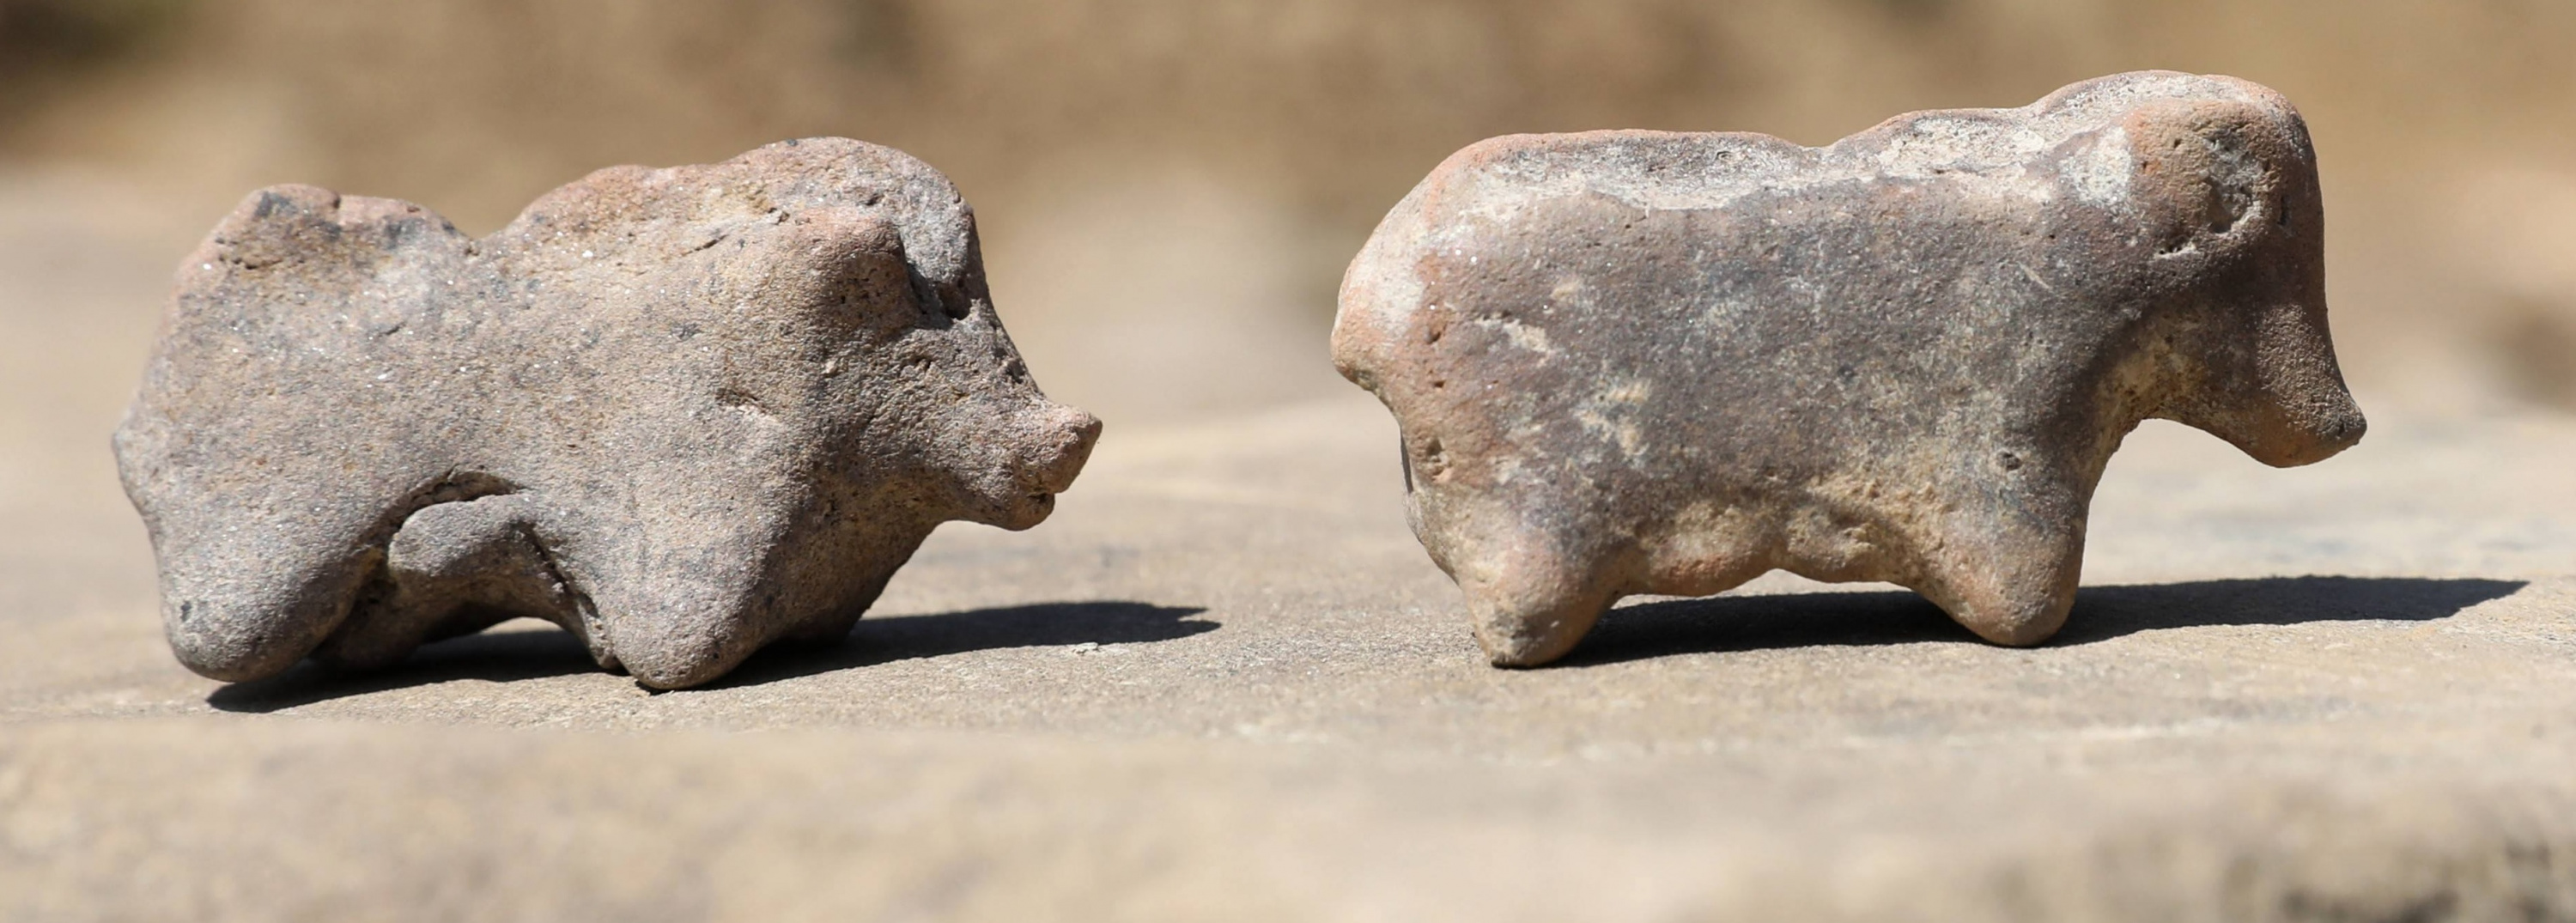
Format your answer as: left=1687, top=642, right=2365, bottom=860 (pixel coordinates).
left=2239, top=307, right=2368, bottom=467
left=1031, top=405, right=1101, bottom=494
left=2306, top=395, right=2367, bottom=458
left=998, top=404, right=1100, bottom=529
left=2263, top=392, right=2367, bottom=467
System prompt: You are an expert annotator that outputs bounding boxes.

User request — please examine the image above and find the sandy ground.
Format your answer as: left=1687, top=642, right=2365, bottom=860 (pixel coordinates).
left=8, top=170, right=2576, bottom=920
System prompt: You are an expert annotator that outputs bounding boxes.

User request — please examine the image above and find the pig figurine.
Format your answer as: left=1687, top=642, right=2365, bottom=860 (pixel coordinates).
left=1334, top=71, right=2366, bottom=666
left=115, top=138, right=1101, bottom=689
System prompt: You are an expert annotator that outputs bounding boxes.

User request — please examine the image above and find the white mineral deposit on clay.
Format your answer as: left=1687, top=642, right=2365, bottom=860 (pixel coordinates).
left=1335, top=71, right=2366, bottom=668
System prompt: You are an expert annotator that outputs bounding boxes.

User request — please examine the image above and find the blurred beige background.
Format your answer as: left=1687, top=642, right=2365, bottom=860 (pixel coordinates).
left=17, top=0, right=2576, bottom=625
left=6, top=0, right=2576, bottom=640
left=8, top=0, right=2576, bottom=428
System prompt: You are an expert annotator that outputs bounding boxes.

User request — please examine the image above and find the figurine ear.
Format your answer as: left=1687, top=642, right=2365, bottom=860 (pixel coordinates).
left=769, top=207, right=933, bottom=333
left=2121, top=99, right=2300, bottom=264
left=204, top=185, right=343, bottom=271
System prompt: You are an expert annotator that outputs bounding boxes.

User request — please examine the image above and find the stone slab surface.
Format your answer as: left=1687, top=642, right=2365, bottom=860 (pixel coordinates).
left=8, top=173, right=2576, bottom=921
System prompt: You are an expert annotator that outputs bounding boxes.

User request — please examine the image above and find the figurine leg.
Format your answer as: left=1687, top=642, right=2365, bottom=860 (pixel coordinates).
left=315, top=495, right=577, bottom=670
left=1916, top=514, right=2084, bottom=647
left=1455, top=531, right=1622, bottom=667
left=156, top=539, right=374, bottom=683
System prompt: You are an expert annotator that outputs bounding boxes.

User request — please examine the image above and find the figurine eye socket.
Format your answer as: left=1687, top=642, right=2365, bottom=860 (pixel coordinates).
left=907, top=272, right=971, bottom=325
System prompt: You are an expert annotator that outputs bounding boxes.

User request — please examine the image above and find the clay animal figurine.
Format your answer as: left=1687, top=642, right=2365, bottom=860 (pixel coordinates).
left=116, top=138, right=1100, bottom=689
left=1333, top=71, right=2366, bottom=666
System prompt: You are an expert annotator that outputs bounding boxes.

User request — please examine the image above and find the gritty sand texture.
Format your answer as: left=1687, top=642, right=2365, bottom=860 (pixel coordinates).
left=9, top=173, right=2576, bottom=921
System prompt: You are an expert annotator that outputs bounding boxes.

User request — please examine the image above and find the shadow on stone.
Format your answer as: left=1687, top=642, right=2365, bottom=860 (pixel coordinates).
left=1563, top=576, right=2526, bottom=667
left=702, top=601, right=1215, bottom=689
left=208, top=601, right=1215, bottom=710
left=205, top=625, right=597, bottom=713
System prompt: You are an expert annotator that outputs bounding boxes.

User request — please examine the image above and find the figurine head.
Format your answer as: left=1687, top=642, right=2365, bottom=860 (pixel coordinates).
left=2089, top=79, right=2366, bottom=466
